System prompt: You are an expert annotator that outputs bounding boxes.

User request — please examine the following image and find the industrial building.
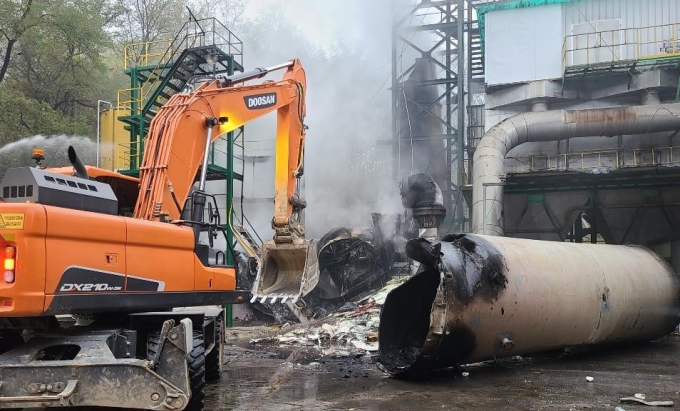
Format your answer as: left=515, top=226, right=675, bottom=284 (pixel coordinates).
left=393, top=0, right=680, bottom=270
left=93, top=0, right=680, bottom=299
left=0, top=1, right=679, bottom=409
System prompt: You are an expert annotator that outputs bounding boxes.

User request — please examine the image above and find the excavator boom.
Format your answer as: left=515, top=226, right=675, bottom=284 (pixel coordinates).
left=136, top=59, right=319, bottom=303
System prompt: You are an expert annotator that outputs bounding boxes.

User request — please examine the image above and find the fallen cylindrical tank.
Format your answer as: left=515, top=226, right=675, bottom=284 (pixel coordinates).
left=315, top=224, right=396, bottom=301
left=377, top=234, right=680, bottom=377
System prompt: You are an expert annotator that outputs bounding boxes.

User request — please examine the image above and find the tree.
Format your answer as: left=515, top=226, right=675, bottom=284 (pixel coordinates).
left=190, top=0, right=246, bottom=30
left=0, top=0, right=39, bottom=84
left=0, top=87, right=89, bottom=145
left=8, top=0, right=117, bottom=117
left=115, top=0, right=187, bottom=44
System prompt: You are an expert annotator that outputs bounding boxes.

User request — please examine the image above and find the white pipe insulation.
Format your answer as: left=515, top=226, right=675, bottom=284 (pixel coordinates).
left=472, top=103, right=680, bottom=235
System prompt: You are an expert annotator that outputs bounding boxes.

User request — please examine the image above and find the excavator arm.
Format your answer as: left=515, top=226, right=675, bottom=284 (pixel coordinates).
left=135, top=59, right=318, bottom=303
left=135, top=59, right=305, bottom=224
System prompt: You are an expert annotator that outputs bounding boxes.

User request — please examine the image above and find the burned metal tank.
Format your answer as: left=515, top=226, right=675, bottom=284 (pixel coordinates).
left=378, top=234, right=680, bottom=377
left=397, top=58, right=448, bottom=195
left=315, top=218, right=397, bottom=301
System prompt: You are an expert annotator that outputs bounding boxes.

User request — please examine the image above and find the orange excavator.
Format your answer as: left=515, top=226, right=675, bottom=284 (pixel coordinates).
left=0, top=59, right=317, bottom=410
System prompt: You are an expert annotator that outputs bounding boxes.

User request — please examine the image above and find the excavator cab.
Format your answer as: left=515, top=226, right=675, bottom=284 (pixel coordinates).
left=251, top=238, right=319, bottom=303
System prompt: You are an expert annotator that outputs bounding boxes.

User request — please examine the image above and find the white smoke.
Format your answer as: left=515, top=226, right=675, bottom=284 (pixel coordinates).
left=0, top=135, right=96, bottom=177
left=231, top=0, right=402, bottom=239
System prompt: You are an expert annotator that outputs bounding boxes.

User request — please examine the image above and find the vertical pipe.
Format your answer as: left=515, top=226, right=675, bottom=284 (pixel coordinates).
left=466, top=2, right=474, bottom=230
left=445, top=1, right=453, bottom=230
left=225, top=304, right=233, bottom=328
left=225, top=132, right=234, bottom=257
left=199, top=120, right=216, bottom=191
left=130, top=69, right=139, bottom=170
left=223, top=57, right=237, bottom=328
left=391, top=3, right=399, bottom=182
left=457, top=0, right=466, bottom=230
left=482, top=184, right=487, bottom=235
left=226, top=55, right=235, bottom=267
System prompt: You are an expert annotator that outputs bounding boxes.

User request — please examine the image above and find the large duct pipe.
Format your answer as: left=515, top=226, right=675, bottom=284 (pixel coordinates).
left=472, top=104, right=680, bottom=235
left=377, top=234, right=680, bottom=377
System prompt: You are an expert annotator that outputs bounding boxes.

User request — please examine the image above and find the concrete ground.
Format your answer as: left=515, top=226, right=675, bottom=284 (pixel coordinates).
left=209, top=332, right=680, bottom=411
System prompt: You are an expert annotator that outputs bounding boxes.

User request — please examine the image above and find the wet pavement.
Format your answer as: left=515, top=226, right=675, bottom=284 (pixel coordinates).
left=208, top=333, right=680, bottom=411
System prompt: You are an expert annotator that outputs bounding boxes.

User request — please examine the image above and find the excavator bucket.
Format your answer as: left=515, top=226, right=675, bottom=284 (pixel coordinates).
left=250, top=239, right=320, bottom=303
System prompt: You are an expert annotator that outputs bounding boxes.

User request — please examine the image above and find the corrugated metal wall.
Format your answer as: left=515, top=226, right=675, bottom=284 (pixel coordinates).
left=563, top=0, right=680, bottom=33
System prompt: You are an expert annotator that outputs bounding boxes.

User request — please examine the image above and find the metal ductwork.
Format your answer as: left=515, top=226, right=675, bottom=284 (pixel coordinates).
left=472, top=103, right=680, bottom=235
left=377, top=234, right=680, bottom=377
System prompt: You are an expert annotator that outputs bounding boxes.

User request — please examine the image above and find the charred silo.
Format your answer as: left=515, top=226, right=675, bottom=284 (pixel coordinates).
left=378, top=234, right=680, bottom=378
left=397, top=58, right=449, bottom=196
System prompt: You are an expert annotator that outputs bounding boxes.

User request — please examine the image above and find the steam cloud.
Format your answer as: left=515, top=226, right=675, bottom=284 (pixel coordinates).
left=230, top=0, right=403, bottom=239
left=0, top=135, right=97, bottom=178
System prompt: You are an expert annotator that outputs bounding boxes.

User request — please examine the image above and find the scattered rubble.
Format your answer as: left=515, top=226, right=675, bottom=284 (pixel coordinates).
left=247, top=277, right=408, bottom=356
left=237, top=213, right=406, bottom=323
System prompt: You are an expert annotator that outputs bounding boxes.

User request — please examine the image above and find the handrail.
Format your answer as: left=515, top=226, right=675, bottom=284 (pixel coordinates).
left=117, top=17, right=244, bottom=114
left=116, top=88, right=141, bottom=110
left=508, top=146, right=680, bottom=174
left=123, top=39, right=173, bottom=70
left=563, top=23, right=680, bottom=70
left=116, top=141, right=142, bottom=169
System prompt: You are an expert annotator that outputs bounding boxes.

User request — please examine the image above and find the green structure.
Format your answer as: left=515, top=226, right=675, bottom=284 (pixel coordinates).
left=116, top=17, right=245, bottom=270
left=117, top=18, right=249, bottom=324
left=117, top=17, right=243, bottom=176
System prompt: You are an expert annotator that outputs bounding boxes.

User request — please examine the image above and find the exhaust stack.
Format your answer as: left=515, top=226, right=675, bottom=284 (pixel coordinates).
left=67, top=146, right=88, bottom=180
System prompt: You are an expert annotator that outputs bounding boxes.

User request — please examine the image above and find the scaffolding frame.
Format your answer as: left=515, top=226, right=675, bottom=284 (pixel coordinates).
left=392, top=0, right=469, bottom=232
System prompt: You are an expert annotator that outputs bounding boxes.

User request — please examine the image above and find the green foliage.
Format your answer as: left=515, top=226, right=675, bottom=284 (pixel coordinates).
left=0, top=0, right=246, bottom=151
left=8, top=0, right=114, bottom=116
left=0, top=87, right=88, bottom=146
left=114, top=0, right=187, bottom=44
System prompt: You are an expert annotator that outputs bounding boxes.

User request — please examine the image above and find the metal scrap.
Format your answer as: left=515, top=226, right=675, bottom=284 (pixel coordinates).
left=248, top=277, right=409, bottom=356
left=620, top=398, right=674, bottom=407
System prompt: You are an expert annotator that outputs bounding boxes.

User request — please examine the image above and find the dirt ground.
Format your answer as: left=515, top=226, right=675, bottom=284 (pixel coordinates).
left=208, top=330, right=680, bottom=411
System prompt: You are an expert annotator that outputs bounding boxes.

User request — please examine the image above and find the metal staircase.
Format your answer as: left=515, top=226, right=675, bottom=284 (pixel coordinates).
left=469, top=24, right=485, bottom=79
left=233, top=224, right=262, bottom=260
left=117, top=17, right=243, bottom=176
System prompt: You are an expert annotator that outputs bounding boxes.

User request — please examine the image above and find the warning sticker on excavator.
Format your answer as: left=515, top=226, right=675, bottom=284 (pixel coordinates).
left=0, top=214, right=24, bottom=230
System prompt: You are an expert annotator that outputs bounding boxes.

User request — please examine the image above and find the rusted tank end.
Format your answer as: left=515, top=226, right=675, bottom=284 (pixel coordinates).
left=377, top=234, right=507, bottom=377
left=377, top=263, right=441, bottom=376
